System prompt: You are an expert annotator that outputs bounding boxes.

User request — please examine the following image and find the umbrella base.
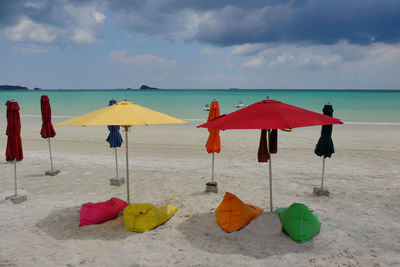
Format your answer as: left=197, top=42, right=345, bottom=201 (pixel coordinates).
left=110, top=177, right=125, bottom=186
left=6, top=194, right=27, bottom=204
left=313, top=187, right=330, bottom=196
left=205, top=182, right=218, bottom=193
left=45, top=169, right=60, bottom=176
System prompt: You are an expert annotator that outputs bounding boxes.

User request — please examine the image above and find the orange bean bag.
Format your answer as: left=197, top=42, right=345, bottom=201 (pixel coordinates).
left=215, top=192, right=263, bottom=233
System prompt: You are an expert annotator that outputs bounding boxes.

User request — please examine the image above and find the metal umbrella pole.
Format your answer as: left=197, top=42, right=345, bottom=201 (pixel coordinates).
left=48, top=138, right=54, bottom=172
left=6, top=159, right=18, bottom=200
left=268, top=129, right=273, bottom=212
left=13, top=159, right=17, bottom=197
left=114, top=147, right=119, bottom=180
left=211, top=152, right=215, bottom=183
left=321, top=157, right=326, bottom=190
left=124, top=126, right=130, bottom=204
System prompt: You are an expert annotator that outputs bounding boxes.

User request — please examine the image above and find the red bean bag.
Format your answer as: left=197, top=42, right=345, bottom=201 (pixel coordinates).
left=79, top=197, right=127, bottom=226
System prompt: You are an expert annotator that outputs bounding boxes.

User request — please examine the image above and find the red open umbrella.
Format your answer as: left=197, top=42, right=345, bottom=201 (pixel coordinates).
left=205, top=100, right=221, bottom=189
left=40, top=95, right=59, bottom=176
left=5, top=101, right=26, bottom=203
left=198, top=99, right=343, bottom=211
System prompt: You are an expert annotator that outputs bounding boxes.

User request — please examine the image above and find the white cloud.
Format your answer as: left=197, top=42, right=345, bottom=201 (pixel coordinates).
left=6, top=16, right=56, bottom=43
left=108, top=50, right=176, bottom=68
left=94, top=12, right=106, bottom=24
left=242, top=57, right=265, bottom=68
left=232, top=43, right=266, bottom=56
left=64, top=5, right=106, bottom=26
left=268, top=54, right=294, bottom=66
left=71, top=29, right=96, bottom=44
left=3, top=4, right=106, bottom=45
left=64, top=5, right=106, bottom=44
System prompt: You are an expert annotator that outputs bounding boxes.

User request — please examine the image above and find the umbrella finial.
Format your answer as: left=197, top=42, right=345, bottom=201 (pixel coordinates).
left=266, top=96, right=269, bottom=100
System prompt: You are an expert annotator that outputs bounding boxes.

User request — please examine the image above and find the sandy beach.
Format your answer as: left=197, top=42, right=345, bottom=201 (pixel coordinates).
left=1, top=118, right=399, bottom=266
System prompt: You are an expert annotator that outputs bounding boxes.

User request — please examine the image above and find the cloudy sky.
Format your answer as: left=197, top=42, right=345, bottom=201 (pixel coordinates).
left=1, top=0, right=400, bottom=89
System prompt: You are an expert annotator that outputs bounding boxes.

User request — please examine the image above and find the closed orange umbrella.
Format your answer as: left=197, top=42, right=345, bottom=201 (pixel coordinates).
left=205, top=101, right=221, bottom=188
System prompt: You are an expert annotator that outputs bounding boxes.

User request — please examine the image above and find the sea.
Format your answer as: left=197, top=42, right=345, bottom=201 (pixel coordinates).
left=0, top=89, right=399, bottom=124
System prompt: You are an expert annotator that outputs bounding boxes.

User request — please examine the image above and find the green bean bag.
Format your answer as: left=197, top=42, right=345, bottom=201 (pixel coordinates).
left=274, top=203, right=321, bottom=243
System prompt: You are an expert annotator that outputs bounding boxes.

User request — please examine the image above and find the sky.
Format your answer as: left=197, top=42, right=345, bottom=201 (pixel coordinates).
left=1, top=0, right=400, bottom=90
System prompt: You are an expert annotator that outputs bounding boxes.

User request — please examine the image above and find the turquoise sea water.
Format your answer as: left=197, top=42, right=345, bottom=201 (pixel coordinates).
left=0, top=89, right=399, bottom=123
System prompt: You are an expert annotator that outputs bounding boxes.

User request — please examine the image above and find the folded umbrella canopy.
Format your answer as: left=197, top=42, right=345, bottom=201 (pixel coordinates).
left=5, top=101, right=26, bottom=203
left=205, top=100, right=221, bottom=184
left=40, top=95, right=59, bottom=176
left=106, top=99, right=123, bottom=185
left=198, top=99, right=343, bottom=212
left=314, top=104, right=336, bottom=192
left=56, top=101, right=187, bottom=203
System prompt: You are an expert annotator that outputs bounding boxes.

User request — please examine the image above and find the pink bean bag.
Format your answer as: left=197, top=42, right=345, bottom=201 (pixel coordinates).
left=79, top=197, right=127, bottom=226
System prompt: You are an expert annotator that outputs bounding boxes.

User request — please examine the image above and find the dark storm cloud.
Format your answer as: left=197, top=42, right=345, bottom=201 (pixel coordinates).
left=104, top=0, right=400, bottom=46
left=193, top=0, right=400, bottom=46
left=0, top=0, right=25, bottom=27
left=1, top=0, right=399, bottom=47
left=0, top=0, right=67, bottom=27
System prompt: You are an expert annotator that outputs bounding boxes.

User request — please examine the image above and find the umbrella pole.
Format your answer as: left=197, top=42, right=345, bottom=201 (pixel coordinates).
left=211, top=152, right=215, bottom=183
left=14, top=159, right=17, bottom=197
left=321, top=157, right=326, bottom=190
left=124, top=126, right=130, bottom=204
left=114, top=147, right=118, bottom=180
left=268, top=129, right=273, bottom=212
left=48, top=137, right=54, bottom=171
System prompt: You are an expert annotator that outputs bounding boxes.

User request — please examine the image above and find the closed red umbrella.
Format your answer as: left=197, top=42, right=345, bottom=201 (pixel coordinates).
left=5, top=101, right=26, bottom=203
left=40, top=95, right=59, bottom=176
left=198, top=98, right=343, bottom=211
left=6, top=101, right=23, bottom=161
left=40, top=95, right=56, bottom=138
left=205, top=101, right=221, bottom=191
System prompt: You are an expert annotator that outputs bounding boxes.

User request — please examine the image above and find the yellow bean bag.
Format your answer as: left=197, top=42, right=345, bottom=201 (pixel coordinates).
left=215, top=192, right=263, bottom=233
left=123, top=203, right=178, bottom=232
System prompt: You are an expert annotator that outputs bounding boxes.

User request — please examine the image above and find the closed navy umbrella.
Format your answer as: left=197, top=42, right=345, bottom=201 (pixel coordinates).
left=106, top=99, right=123, bottom=185
left=314, top=104, right=336, bottom=194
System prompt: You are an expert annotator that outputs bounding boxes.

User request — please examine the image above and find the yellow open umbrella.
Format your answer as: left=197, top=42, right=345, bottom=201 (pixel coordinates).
left=56, top=101, right=187, bottom=203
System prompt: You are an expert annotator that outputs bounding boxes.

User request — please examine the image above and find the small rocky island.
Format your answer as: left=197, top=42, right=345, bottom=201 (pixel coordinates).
left=0, top=85, right=29, bottom=91
left=139, top=85, right=159, bottom=90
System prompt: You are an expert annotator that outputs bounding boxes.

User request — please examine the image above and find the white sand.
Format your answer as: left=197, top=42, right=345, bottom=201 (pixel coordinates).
left=1, top=118, right=400, bottom=266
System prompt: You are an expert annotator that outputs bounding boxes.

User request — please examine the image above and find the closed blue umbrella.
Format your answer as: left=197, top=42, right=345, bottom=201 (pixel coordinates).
left=106, top=99, right=123, bottom=185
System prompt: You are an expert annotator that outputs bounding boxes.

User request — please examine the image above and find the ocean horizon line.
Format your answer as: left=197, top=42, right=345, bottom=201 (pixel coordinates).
left=2, top=88, right=400, bottom=92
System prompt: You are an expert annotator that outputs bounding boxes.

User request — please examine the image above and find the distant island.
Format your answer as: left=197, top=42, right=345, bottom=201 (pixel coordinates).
left=0, top=85, right=29, bottom=91
left=139, top=85, right=159, bottom=90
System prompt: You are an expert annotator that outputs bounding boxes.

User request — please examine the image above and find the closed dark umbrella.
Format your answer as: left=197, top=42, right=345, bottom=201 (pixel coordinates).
left=5, top=101, right=26, bottom=203
left=314, top=104, right=335, bottom=192
left=41, top=95, right=59, bottom=176
left=106, top=99, right=123, bottom=185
